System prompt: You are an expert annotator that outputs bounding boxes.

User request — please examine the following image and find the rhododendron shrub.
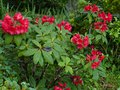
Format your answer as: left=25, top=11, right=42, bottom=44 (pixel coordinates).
left=0, top=3, right=112, bottom=89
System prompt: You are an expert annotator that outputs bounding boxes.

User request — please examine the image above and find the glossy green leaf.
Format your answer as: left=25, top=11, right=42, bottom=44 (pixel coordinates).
left=32, top=40, right=41, bottom=48
left=42, top=50, right=53, bottom=64
left=65, top=57, right=70, bottom=65
left=23, top=49, right=37, bottom=56
left=33, top=50, right=44, bottom=66
left=73, top=55, right=80, bottom=59
left=14, top=35, right=22, bottom=46
left=52, top=49, right=60, bottom=60
left=88, top=13, right=92, bottom=24
left=96, top=35, right=101, bottom=41
left=58, top=62, right=65, bottom=67
left=4, top=34, right=13, bottom=44
left=65, top=66, right=73, bottom=74
left=102, top=36, right=108, bottom=44
left=53, top=43, right=64, bottom=53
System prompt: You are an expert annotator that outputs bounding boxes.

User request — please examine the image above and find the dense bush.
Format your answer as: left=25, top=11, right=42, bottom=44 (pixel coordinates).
left=0, top=1, right=120, bottom=90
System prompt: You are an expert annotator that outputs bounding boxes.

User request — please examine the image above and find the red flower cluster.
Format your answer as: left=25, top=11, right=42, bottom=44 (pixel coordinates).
left=71, top=34, right=89, bottom=50
left=84, top=4, right=100, bottom=13
left=86, top=49, right=105, bottom=69
left=41, top=15, right=55, bottom=24
left=98, top=12, right=112, bottom=23
left=57, top=21, right=72, bottom=32
left=54, top=82, right=70, bottom=90
left=94, top=22, right=108, bottom=32
left=1, top=12, right=29, bottom=35
left=71, top=76, right=83, bottom=86
left=84, top=4, right=112, bottom=32
left=94, top=12, right=112, bottom=32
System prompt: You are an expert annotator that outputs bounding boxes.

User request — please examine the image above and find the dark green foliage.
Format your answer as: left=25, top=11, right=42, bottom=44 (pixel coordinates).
left=2, top=0, right=68, bottom=14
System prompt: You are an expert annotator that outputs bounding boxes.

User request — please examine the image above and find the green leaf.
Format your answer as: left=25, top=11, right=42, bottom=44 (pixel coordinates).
left=42, top=50, right=53, bottom=64
left=88, top=13, right=92, bottom=24
left=32, top=40, right=41, bottom=48
left=50, top=32, right=57, bottom=41
left=33, top=50, right=44, bottom=66
left=65, top=66, right=73, bottom=74
left=102, top=36, right=108, bottom=44
left=52, top=49, right=60, bottom=61
left=4, top=34, right=13, bottom=44
left=96, top=35, right=101, bottom=41
left=53, top=43, right=64, bottom=53
left=73, top=55, right=80, bottom=60
left=58, top=62, right=65, bottom=67
left=23, top=49, right=37, bottom=56
left=32, top=25, right=42, bottom=35
left=65, top=57, right=70, bottom=65
left=19, top=46, right=26, bottom=50
left=14, top=35, right=22, bottom=46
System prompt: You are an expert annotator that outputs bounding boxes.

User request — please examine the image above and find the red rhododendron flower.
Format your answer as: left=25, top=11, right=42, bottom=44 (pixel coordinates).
left=64, top=23, right=72, bottom=32
left=107, top=13, right=112, bottom=22
left=41, top=15, right=47, bottom=24
left=94, top=22, right=103, bottom=30
left=58, top=82, right=66, bottom=88
left=98, top=12, right=112, bottom=22
left=100, top=23, right=108, bottom=32
left=13, top=12, right=23, bottom=21
left=76, top=38, right=83, bottom=45
left=86, top=49, right=105, bottom=69
left=54, top=82, right=71, bottom=90
left=91, top=49, right=98, bottom=55
left=57, top=21, right=72, bottom=32
left=41, top=15, right=55, bottom=24
left=91, top=62, right=100, bottom=69
left=98, top=55, right=105, bottom=62
left=84, top=4, right=92, bottom=11
left=83, top=36, right=89, bottom=47
left=84, top=4, right=99, bottom=13
left=98, top=12, right=106, bottom=20
left=49, top=16, right=55, bottom=24
left=54, top=86, right=62, bottom=90
left=71, top=76, right=83, bottom=86
left=71, top=34, right=89, bottom=50
left=1, top=12, right=29, bottom=35
left=97, top=51, right=102, bottom=55
left=94, top=22, right=108, bottom=32
left=77, top=44, right=84, bottom=50
left=91, top=4, right=100, bottom=13
left=71, top=34, right=80, bottom=44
